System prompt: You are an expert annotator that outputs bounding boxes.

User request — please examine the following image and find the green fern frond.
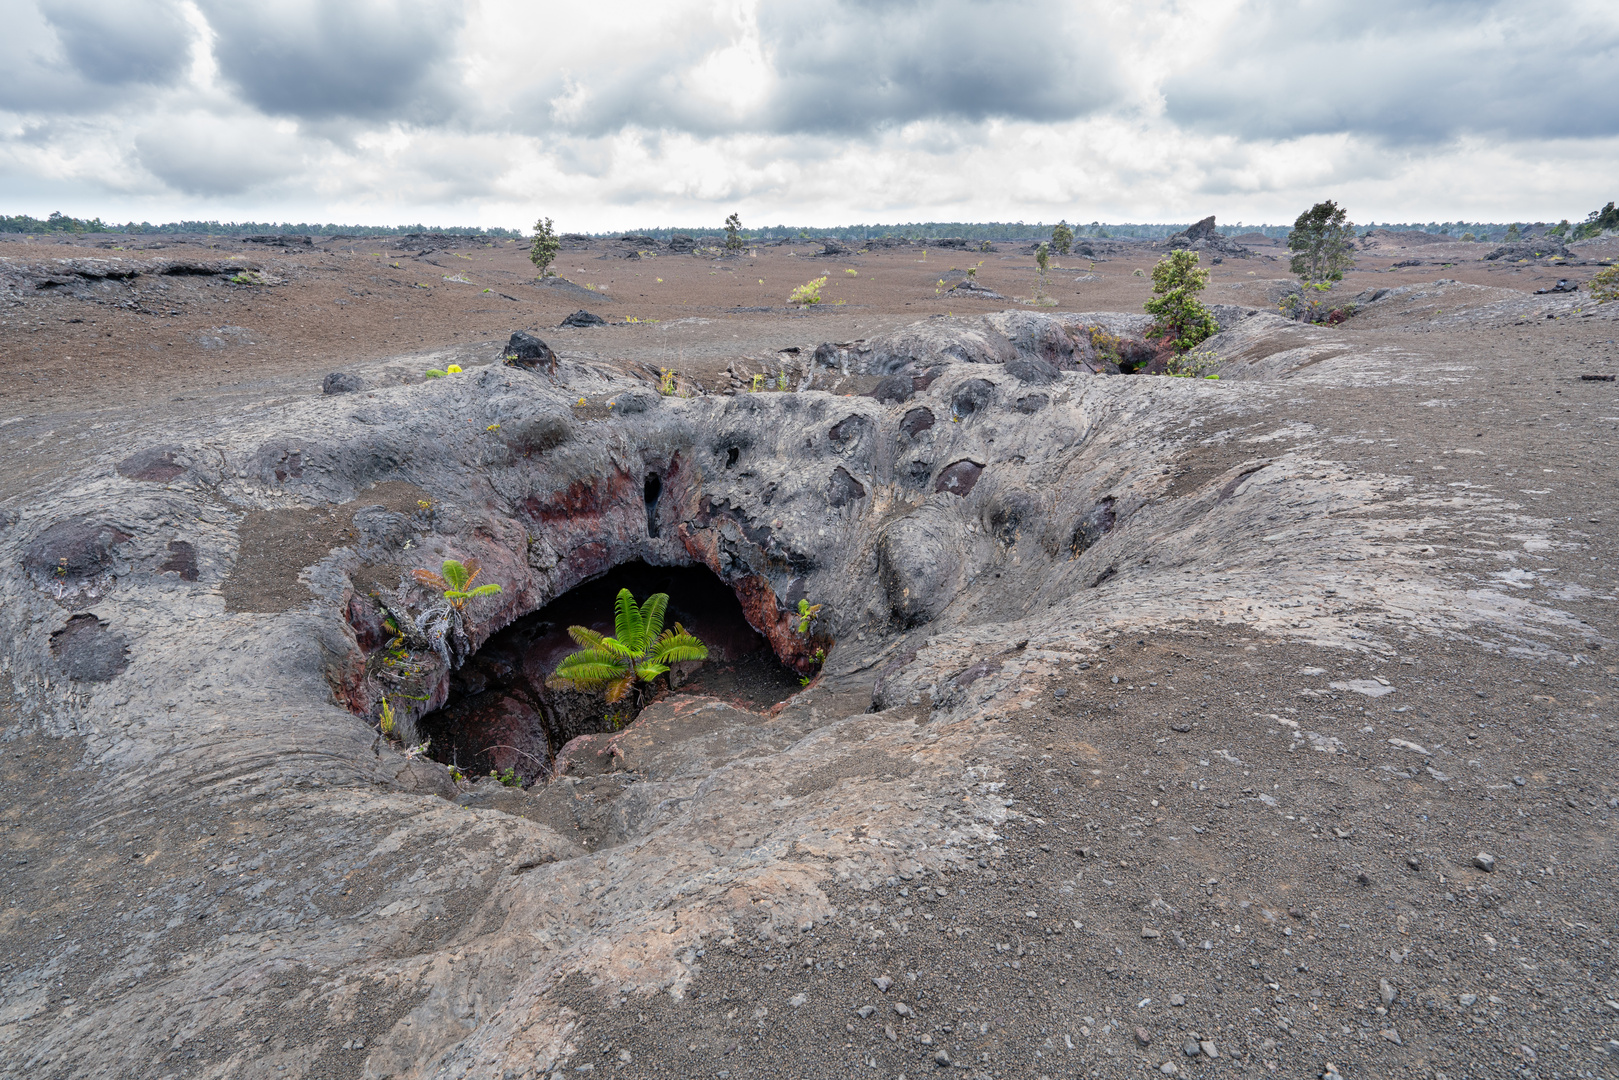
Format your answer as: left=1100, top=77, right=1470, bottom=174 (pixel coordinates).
left=634, top=662, right=670, bottom=682
left=639, top=592, right=669, bottom=644
left=613, top=588, right=645, bottom=651
left=441, top=559, right=471, bottom=592
left=568, top=625, right=609, bottom=649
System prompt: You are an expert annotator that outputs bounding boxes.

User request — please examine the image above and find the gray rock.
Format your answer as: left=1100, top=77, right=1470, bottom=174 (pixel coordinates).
left=857, top=1005, right=876, bottom=1018
left=1169, top=993, right=1185, bottom=1007
left=933, top=1049, right=951, bottom=1067
left=1474, top=852, right=1497, bottom=872
left=560, top=310, right=607, bottom=328
left=323, top=371, right=363, bottom=394
left=894, top=1002, right=913, bottom=1016
left=1200, top=1040, right=1218, bottom=1059
left=49, top=613, right=130, bottom=682
left=873, top=976, right=892, bottom=992
left=1183, top=1038, right=1201, bottom=1056
left=1380, top=979, right=1397, bottom=1006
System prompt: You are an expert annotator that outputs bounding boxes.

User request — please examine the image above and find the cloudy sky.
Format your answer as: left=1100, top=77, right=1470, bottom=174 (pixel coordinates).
left=2, top=0, right=1616, bottom=231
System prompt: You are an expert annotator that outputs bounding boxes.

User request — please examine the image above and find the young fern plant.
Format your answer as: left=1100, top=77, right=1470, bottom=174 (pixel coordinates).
left=547, top=589, right=708, bottom=705
left=411, top=558, right=502, bottom=668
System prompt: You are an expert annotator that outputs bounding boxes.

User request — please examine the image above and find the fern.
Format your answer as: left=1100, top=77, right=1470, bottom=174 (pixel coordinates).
left=547, top=588, right=709, bottom=707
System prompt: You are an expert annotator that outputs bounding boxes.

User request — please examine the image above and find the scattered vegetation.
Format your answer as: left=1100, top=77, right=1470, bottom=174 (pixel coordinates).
left=425, top=368, right=447, bottom=379
left=529, top=216, right=560, bottom=276
left=1165, top=349, right=1221, bottom=378
left=659, top=368, right=678, bottom=395
left=1589, top=265, right=1619, bottom=303
left=546, top=589, right=709, bottom=706
left=789, top=276, right=828, bottom=305
left=1143, top=250, right=1219, bottom=352
left=1288, top=200, right=1356, bottom=285
left=489, top=767, right=520, bottom=787
left=1088, top=327, right=1123, bottom=367
left=1574, top=202, right=1619, bottom=240
left=1050, top=221, right=1073, bottom=255
left=1279, top=286, right=1356, bottom=325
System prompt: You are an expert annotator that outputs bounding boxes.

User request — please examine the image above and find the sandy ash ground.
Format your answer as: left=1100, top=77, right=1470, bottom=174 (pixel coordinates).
left=1, top=227, right=1617, bottom=1080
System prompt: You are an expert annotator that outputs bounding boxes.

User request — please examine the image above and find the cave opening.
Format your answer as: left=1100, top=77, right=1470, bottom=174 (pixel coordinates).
left=417, top=561, right=803, bottom=785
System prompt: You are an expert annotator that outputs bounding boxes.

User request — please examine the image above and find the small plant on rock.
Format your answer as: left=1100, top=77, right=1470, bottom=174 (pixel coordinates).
left=547, top=588, right=709, bottom=708
left=412, top=558, right=502, bottom=667
left=1143, top=250, right=1219, bottom=352
left=795, top=598, right=822, bottom=634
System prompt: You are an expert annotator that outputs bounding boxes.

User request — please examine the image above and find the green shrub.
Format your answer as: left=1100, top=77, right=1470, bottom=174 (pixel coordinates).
left=1589, top=265, right=1619, bottom=303
left=724, top=212, right=746, bottom=251
left=789, top=276, right=827, bottom=305
left=1143, top=250, right=1219, bottom=352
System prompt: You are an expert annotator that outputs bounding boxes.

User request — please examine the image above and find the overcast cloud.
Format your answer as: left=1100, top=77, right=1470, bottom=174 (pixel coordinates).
left=1, top=0, right=1614, bottom=229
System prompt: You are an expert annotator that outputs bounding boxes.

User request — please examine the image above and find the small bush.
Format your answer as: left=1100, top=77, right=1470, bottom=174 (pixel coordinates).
left=724, top=212, right=746, bottom=251
left=1590, top=265, right=1619, bottom=303
left=789, top=275, right=828, bottom=305
left=1143, top=250, right=1219, bottom=352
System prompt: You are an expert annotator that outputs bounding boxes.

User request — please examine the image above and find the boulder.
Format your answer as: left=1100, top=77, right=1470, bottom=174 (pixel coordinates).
left=560, top=310, right=607, bottom=328
left=504, top=330, right=558, bottom=372
left=667, top=234, right=697, bottom=253
left=1166, top=216, right=1251, bottom=259
left=322, top=371, right=363, bottom=394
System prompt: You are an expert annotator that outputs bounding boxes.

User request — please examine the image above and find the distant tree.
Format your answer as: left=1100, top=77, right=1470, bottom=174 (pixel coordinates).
left=1504, top=223, right=1522, bottom=242
left=529, top=217, right=560, bottom=276
left=1574, top=201, right=1618, bottom=240
left=1144, top=250, right=1219, bottom=352
left=1287, top=200, right=1356, bottom=285
left=724, top=212, right=746, bottom=251
left=1050, top=220, right=1073, bottom=255
left=1549, top=219, right=1570, bottom=238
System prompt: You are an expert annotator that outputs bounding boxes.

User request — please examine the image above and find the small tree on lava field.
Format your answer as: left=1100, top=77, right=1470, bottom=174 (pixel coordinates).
left=1143, top=249, right=1219, bottom=353
left=1287, top=200, right=1356, bottom=285
left=724, top=212, right=746, bottom=251
left=529, top=217, right=560, bottom=277
left=1050, top=221, right=1073, bottom=256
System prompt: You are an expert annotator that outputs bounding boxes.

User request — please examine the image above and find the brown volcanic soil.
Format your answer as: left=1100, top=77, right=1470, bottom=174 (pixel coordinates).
left=3, top=232, right=1618, bottom=1080
left=3, top=230, right=1608, bottom=417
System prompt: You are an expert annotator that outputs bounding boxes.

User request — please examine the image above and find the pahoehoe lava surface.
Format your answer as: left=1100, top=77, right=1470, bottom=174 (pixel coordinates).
left=2, top=281, right=1617, bottom=1080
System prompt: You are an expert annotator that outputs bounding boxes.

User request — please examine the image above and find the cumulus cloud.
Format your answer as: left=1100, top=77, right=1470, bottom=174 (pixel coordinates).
left=198, top=0, right=466, bottom=122
left=1, top=0, right=1616, bottom=226
left=40, top=0, right=195, bottom=88
left=501, top=0, right=1123, bottom=138
left=134, top=112, right=305, bottom=196
left=1163, top=0, right=1619, bottom=142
